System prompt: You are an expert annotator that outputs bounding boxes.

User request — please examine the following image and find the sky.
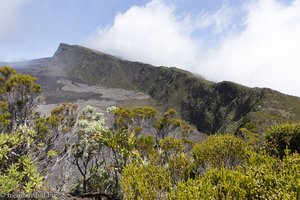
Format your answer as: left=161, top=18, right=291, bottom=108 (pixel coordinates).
left=1, top=0, right=300, bottom=97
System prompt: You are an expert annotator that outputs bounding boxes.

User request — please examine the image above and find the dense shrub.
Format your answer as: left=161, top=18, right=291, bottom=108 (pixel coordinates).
left=121, top=163, right=171, bottom=200
left=0, top=126, right=43, bottom=194
left=264, top=123, right=300, bottom=158
left=192, top=134, right=247, bottom=169
left=170, top=152, right=300, bottom=200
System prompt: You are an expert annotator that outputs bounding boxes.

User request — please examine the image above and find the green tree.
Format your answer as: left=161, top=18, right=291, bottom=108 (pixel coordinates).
left=72, top=105, right=105, bottom=194
left=0, top=66, right=16, bottom=86
left=95, top=125, right=138, bottom=196
left=0, top=66, right=41, bottom=131
left=113, top=106, right=193, bottom=145
left=71, top=105, right=141, bottom=197
left=109, top=106, right=194, bottom=197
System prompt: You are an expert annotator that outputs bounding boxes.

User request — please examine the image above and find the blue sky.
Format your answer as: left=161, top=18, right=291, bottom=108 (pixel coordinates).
left=0, top=0, right=146, bottom=60
left=0, top=0, right=246, bottom=60
left=1, top=0, right=300, bottom=97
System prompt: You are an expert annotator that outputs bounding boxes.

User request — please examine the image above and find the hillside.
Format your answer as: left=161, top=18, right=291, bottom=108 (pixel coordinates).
left=12, top=43, right=300, bottom=134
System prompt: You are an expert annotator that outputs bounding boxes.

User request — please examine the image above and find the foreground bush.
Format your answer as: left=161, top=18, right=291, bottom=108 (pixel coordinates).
left=171, top=151, right=300, bottom=200
left=121, top=163, right=171, bottom=200
left=193, top=134, right=247, bottom=169
left=264, top=123, right=300, bottom=158
left=0, top=126, right=43, bottom=194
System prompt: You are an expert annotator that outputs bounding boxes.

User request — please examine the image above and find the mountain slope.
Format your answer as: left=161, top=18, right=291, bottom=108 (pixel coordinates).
left=14, top=43, right=300, bottom=134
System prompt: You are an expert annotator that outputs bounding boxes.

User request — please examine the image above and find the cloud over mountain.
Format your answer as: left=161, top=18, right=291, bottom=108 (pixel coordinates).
left=86, top=0, right=300, bottom=97
left=85, top=0, right=202, bottom=71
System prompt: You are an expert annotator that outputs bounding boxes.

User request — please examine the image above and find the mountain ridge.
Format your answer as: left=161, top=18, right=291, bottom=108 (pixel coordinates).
left=7, top=43, right=300, bottom=134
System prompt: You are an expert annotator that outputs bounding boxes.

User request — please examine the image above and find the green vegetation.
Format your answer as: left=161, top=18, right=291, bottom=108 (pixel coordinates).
left=121, top=163, right=171, bottom=200
left=71, top=105, right=105, bottom=194
left=193, top=134, right=247, bottom=169
left=170, top=151, right=300, bottom=200
left=0, top=66, right=43, bottom=196
left=2, top=65, right=300, bottom=199
left=0, top=126, right=43, bottom=194
left=0, top=66, right=41, bottom=132
left=264, top=123, right=300, bottom=158
left=47, top=150, right=58, bottom=159
left=69, top=105, right=193, bottom=197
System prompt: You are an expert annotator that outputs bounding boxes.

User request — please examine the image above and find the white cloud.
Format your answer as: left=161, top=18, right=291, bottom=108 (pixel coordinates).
left=202, top=0, right=300, bottom=96
left=85, top=0, right=202, bottom=71
left=86, top=0, right=300, bottom=97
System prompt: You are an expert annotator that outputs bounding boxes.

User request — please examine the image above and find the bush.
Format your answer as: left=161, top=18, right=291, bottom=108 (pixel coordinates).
left=170, top=152, right=300, bottom=200
left=121, top=163, right=171, bottom=200
left=0, top=126, right=43, bottom=194
left=264, top=123, right=300, bottom=158
left=193, top=134, right=246, bottom=169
